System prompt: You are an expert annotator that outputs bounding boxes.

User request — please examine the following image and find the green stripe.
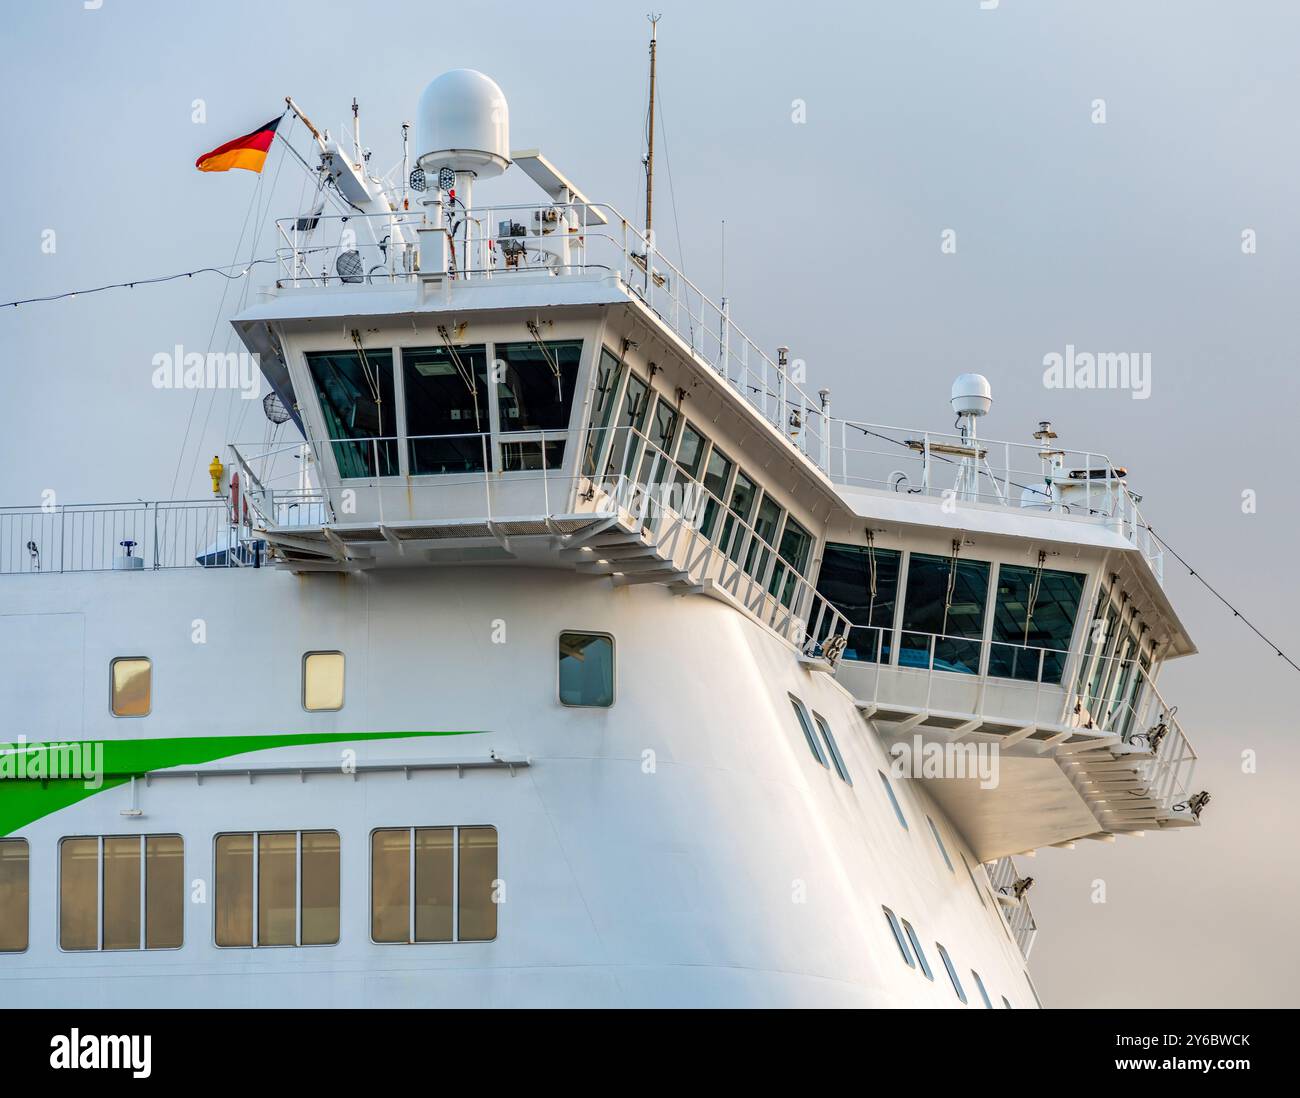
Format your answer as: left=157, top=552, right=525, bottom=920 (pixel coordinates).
left=0, top=730, right=481, bottom=836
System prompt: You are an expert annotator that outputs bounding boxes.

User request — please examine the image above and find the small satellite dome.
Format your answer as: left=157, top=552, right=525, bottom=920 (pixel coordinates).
left=951, top=373, right=993, bottom=417
left=415, top=69, right=510, bottom=179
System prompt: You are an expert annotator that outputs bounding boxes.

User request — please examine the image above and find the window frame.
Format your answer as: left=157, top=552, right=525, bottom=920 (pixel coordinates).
left=901, top=918, right=934, bottom=980
left=0, top=837, right=29, bottom=954
left=789, top=696, right=827, bottom=768
left=368, top=825, right=499, bottom=945
left=302, top=650, right=345, bottom=712
left=110, top=656, right=152, bottom=718
left=211, top=829, right=340, bottom=949
left=57, top=834, right=184, bottom=953
left=811, top=711, right=852, bottom=784
left=971, top=968, right=994, bottom=1008
left=936, top=942, right=968, bottom=1003
left=926, top=815, right=955, bottom=873
left=877, top=770, right=909, bottom=830
left=557, top=630, right=616, bottom=709
left=882, top=906, right=915, bottom=968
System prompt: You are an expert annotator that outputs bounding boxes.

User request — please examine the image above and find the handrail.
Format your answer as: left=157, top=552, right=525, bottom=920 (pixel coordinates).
left=987, top=856, right=1038, bottom=959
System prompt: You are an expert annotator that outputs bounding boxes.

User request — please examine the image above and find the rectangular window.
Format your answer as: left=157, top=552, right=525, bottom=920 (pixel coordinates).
left=214, top=831, right=339, bottom=947
left=987, top=563, right=1085, bottom=684
left=370, top=826, right=498, bottom=943
left=582, top=348, right=626, bottom=476
left=937, top=943, right=968, bottom=1003
left=812, top=712, right=851, bottom=784
left=603, top=372, right=650, bottom=481
left=901, top=918, right=933, bottom=980
left=402, top=344, right=490, bottom=474
left=0, top=839, right=29, bottom=953
left=926, top=816, right=954, bottom=872
left=972, top=968, right=993, bottom=1008
left=500, top=439, right=566, bottom=472
left=770, top=515, right=813, bottom=606
left=305, top=349, right=398, bottom=477
left=59, top=835, right=183, bottom=951
left=744, top=493, right=782, bottom=579
left=878, top=771, right=909, bottom=830
left=698, top=446, right=735, bottom=540
left=721, top=469, right=758, bottom=562
left=303, top=651, right=345, bottom=711
left=882, top=906, right=914, bottom=968
left=558, top=632, right=614, bottom=707
left=900, top=552, right=990, bottom=674
left=111, top=657, right=151, bottom=717
left=496, top=339, right=583, bottom=432
left=789, top=696, right=827, bottom=767
left=815, top=543, right=902, bottom=664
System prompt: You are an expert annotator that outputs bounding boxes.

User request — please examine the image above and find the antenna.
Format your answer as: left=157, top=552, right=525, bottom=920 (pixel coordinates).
left=644, top=14, right=661, bottom=236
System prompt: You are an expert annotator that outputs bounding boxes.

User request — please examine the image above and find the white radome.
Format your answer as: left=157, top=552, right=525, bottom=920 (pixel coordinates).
left=951, top=372, right=993, bottom=417
left=415, top=69, right=511, bottom=178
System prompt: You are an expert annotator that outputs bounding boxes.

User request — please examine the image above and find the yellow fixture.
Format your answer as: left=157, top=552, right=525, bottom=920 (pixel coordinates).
left=208, top=455, right=224, bottom=495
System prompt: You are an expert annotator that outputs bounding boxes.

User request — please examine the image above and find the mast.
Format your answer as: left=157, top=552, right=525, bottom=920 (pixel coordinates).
left=644, top=14, right=660, bottom=236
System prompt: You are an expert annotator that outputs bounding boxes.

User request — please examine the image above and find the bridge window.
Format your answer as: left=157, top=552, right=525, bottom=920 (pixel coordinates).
left=936, top=942, right=968, bottom=1003
left=558, top=632, right=614, bottom=707
left=496, top=339, right=582, bottom=469
left=582, top=348, right=625, bottom=475
left=816, top=543, right=901, bottom=663
left=770, top=515, right=813, bottom=605
left=987, top=563, right=1085, bottom=684
left=0, top=839, right=29, bottom=952
left=789, top=697, right=827, bottom=767
left=882, top=906, right=914, bottom=967
left=214, top=831, right=339, bottom=947
left=305, top=349, right=398, bottom=478
left=744, top=492, right=782, bottom=579
left=721, top=469, right=758, bottom=562
left=303, top=651, right=345, bottom=711
left=110, top=656, right=152, bottom=717
left=59, top=835, right=183, bottom=951
left=900, top=553, right=990, bottom=674
left=812, top=711, right=851, bottom=784
left=603, top=372, right=650, bottom=480
left=370, top=826, right=498, bottom=943
left=698, top=446, right=735, bottom=540
left=901, top=918, right=933, bottom=980
left=402, top=345, right=490, bottom=474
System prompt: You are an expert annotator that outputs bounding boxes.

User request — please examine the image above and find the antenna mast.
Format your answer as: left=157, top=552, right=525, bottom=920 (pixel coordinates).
left=644, top=14, right=661, bottom=236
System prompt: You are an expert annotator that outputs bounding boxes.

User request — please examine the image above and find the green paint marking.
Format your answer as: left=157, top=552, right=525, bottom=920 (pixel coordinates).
left=0, top=730, right=481, bottom=836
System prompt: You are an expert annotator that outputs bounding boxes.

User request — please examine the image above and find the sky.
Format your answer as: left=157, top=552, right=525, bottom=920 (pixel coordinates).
left=3, top=0, right=1298, bottom=1007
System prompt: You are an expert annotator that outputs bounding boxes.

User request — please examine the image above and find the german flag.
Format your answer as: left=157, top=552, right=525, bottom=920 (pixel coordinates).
left=195, top=116, right=282, bottom=174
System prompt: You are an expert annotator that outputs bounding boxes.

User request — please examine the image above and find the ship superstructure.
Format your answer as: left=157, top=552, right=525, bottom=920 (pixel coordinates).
left=0, top=70, right=1203, bottom=1008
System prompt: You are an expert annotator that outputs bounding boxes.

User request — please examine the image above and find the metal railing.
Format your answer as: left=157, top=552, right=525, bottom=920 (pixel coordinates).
left=229, top=423, right=852, bottom=657
left=0, top=501, right=261, bottom=574
left=845, top=622, right=1197, bottom=815
left=987, top=856, right=1038, bottom=959
left=828, top=421, right=1164, bottom=583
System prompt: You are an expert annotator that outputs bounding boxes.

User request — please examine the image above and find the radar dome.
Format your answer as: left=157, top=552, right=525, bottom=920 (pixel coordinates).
left=950, top=373, right=993, bottom=417
left=415, top=69, right=510, bottom=179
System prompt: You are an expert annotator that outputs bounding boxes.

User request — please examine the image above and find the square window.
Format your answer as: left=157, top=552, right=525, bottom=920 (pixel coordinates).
left=558, top=632, right=614, bottom=707
left=110, top=657, right=151, bottom=717
left=303, top=651, right=345, bottom=711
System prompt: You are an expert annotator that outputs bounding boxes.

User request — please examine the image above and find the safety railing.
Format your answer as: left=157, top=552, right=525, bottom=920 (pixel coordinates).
left=827, top=421, right=1164, bottom=583
left=0, top=501, right=262, bottom=574
left=273, top=201, right=833, bottom=475
left=843, top=622, right=1196, bottom=814
left=987, top=856, right=1038, bottom=959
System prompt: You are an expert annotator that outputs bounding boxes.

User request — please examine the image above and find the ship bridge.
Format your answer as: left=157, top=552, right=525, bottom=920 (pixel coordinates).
left=0, top=69, right=1204, bottom=864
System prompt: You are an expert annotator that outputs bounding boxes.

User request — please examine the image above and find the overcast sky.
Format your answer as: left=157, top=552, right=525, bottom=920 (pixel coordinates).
left=4, top=0, right=1298, bottom=1007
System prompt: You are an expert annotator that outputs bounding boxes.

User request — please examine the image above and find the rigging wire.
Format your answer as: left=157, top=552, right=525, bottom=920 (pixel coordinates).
left=1141, top=525, right=1300, bottom=674
left=2, top=257, right=282, bottom=309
